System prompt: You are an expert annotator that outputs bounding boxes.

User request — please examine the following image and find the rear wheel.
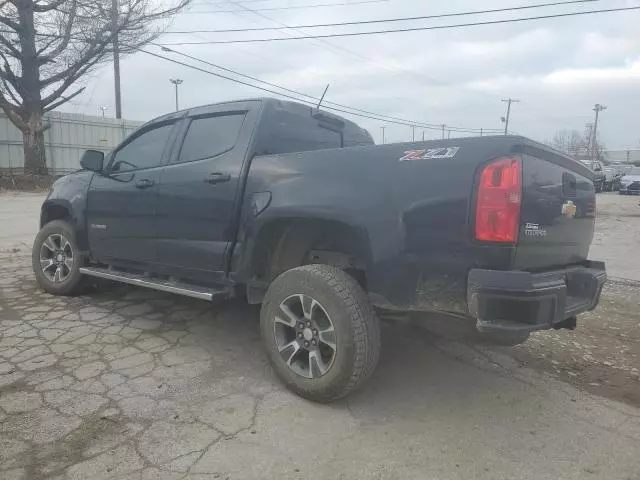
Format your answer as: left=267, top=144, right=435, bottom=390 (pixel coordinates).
left=260, top=265, right=380, bottom=402
left=32, top=220, right=87, bottom=296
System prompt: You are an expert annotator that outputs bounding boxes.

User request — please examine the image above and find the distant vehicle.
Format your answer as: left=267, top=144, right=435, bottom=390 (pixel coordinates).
left=31, top=98, right=606, bottom=402
left=619, top=166, right=640, bottom=195
left=579, top=160, right=606, bottom=193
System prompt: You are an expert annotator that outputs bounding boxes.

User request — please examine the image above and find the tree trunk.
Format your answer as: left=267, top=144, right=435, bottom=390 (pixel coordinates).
left=22, top=111, right=47, bottom=175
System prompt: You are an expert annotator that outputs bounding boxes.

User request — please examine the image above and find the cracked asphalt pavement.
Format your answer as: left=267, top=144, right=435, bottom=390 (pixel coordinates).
left=1, top=192, right=639, bottom=480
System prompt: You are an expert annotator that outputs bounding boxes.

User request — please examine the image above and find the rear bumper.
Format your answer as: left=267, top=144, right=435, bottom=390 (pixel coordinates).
left=467, top=261, right=606, bottom=334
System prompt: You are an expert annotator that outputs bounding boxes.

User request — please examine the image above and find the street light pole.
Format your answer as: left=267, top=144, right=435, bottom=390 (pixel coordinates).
left=381, top=126, right=386, bottom=144
left=169, top=79, right=183, bottom=112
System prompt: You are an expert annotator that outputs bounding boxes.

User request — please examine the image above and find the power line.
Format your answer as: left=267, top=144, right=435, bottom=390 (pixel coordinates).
left=157, top=45, right=502, bottom=133
left=220, top=0, right=488, bottom=108
left=159, top=6, right=640, bottom=44
left=166, top=0, right=600, bottom=33
left=192, top=0, right=551, bottom=133
left=194, top=1, right=503, bottom=133
left=139, top=47, right=499, bottom=135
left=182, top=0, right=391, bottom=14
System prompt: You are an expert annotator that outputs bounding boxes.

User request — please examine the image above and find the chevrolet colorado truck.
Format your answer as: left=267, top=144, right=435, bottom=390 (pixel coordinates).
left=32, top=98, right=606, bottom=402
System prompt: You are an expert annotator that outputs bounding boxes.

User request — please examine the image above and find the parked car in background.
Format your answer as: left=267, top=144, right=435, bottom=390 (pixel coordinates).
left=619, top=166, right=640, bottom=195
left=579, top=160, right=606, bottom=193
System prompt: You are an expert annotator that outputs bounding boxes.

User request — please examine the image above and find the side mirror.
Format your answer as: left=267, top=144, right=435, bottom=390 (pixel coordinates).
left=80, top=150, right=104, bottom=172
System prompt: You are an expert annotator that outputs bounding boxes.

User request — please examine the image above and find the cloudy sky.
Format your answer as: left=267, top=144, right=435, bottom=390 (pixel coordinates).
left=62, top=0, right=640, bottom=149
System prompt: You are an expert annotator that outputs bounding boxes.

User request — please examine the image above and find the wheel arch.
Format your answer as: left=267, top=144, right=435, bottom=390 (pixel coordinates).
left=40, top=200, right=73, bottom=227
left=40, top=199, right=89, bottom=251
left=243, top=215, right=373, bottom=303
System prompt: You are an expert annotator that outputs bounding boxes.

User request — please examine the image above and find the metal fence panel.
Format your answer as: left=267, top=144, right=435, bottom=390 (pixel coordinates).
left=0, top=111, right=143, bottom=174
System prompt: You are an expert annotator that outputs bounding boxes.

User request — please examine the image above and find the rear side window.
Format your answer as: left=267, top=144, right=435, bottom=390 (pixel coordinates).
left=261, top=124, right=341, bottom=155
left=176, top=113, right=246, bottom=163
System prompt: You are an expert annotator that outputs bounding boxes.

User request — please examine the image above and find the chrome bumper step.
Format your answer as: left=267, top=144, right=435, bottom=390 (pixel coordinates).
left=79, top=267, right=228, bottom=301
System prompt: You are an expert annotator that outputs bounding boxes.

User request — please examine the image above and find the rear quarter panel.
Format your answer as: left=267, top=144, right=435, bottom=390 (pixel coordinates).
left=238, top=136, right=531, bottom=314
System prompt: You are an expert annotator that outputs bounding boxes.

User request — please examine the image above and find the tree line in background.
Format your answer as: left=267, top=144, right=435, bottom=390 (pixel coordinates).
left=549, top=127, right=640, bottom=167
left=548, top=125, right=607, bottom=163
left=0, top=0, right=190, bottom=175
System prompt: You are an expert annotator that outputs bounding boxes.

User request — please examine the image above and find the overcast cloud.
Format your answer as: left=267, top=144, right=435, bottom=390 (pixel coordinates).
left=62, top=0, right=640, bottom=148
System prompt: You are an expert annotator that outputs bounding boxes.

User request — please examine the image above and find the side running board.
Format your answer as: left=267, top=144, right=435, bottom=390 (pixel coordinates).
left=79, top=267, right=229, bottom=301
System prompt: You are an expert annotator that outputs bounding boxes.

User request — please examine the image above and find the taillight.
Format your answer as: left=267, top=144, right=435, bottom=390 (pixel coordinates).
left=475, top=156, right=522, bottom=243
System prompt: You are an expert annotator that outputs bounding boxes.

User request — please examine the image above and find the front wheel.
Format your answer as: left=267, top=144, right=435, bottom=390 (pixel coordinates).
left=32, top=220, right=87, bottom=296
left=260, top=265, right=381, bottom=403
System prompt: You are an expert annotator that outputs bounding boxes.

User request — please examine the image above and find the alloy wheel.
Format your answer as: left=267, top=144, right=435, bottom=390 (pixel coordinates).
left=39, top=234, right=74, bottom=283
left=273, top=294, right=337, bottom=379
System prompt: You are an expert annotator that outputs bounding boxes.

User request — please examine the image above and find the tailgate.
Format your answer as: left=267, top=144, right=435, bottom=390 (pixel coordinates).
left=514, top=149, right=596, bottom=270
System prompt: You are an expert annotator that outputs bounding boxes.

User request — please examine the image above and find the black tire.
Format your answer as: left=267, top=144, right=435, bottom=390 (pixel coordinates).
left=260, top=265, right=381, bottom=403
left=32, top=220, right=87, bottom=296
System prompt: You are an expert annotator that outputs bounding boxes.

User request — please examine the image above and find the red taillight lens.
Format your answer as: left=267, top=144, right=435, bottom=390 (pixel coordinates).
left=475, top=156, right=522, bottom=243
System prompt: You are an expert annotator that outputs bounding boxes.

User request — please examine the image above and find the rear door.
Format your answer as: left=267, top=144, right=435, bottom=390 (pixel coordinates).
left=515, top=147, right=596, bottom=270
left=154, top=101, right=260, bottom=283
left=86, top=120, right=179, bottom=265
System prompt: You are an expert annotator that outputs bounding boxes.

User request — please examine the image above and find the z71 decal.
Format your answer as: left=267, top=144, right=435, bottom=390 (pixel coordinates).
left=399, top=147, right=460, bottom=162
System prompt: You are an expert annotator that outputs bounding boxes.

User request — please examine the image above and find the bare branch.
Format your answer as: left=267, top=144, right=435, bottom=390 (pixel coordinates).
left=0, top=32, right=21, bottom=57
left=37, top=0, right=77, bottom=61
left=43, top=85, right=84, bottom=112
left=42, top=41, right=110, bottom=104
left=40, top=29, right=112, bottom=87
left=0, top=90, right=26, bottom=130
left=33, top=0, right=67, bottom=12
left=0, top=74, right=21, bottom=104
left=0, top=4, right=20, bottom=32
left=0, top=63, right=25, bottom=97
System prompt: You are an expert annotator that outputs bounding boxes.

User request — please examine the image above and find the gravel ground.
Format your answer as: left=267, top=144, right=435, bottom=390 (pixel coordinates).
left=1, top=191, right=639, bottom=480
left=510, top=193, right=640, bottom=407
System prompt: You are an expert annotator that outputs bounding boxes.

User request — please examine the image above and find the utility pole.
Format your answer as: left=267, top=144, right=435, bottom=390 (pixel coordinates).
left=501, top=98, right=519, bottom=135
left=381, top=126, right=386, bottom=144
left=480, top=128, right=483, bottom=137
left=411, top=125, right=416, bottom=142
left=591, top=103, right=607, bottom=161
left=170, top=79, right=183, bottom=111
left=422, top=130, right=425, bottom=141
left=99, top=106, right=108, bottom=118
left=627, top=150, right=631, bottom=163
left=111, top=0, right=122, bottom=119
left=585, top=122, right=593, bottom=158
left=441, top=124, right=446, bottom=139
left=447, top=129, right=451, bottom=139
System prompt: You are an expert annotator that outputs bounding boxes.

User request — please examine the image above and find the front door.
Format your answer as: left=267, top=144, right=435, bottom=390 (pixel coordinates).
left=154, top=103, right=258, bottom=283
left=86, top=121, right=178, bottom=266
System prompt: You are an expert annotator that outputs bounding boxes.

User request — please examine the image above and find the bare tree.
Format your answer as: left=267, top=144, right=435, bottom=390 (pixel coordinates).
left=0, top=0, right=189, bottom=174
left=549, top=129, right=585, bottom=156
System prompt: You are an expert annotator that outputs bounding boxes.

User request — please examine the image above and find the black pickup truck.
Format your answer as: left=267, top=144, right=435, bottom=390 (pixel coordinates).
left=33, top=98, right=606, bottom=402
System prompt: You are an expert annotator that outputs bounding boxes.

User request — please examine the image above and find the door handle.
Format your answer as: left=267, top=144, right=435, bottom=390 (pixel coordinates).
left=134, top=178, right=155, bottom=189
left=205, top=172, right=231, bottom=184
